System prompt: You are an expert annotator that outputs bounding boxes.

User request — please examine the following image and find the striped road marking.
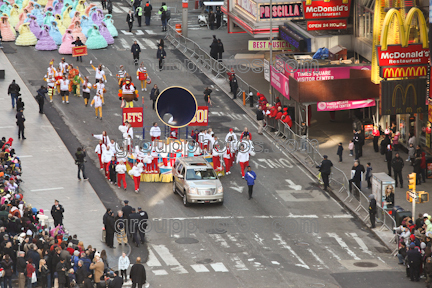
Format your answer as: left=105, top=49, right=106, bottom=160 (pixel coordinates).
left=210, top=262, right=229, bottom=272
left=152, top=245, right=188, bottom=274
left=327, top=233, right=361, bottom=260
left=190, top=264, right=210, bottom=273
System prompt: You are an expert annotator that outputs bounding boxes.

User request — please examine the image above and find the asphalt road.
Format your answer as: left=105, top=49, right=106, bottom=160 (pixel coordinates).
left=3, top=1, right=418, bottom=287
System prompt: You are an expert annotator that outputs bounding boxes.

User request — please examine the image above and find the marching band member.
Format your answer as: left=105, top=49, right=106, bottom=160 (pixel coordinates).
left=92, top=131, right=109, bottom=146
left=57, top=75, right=70, bottom=104
left=223, top=143, right=231, bottom=175
left=116, top=65, right=128, bottom=87
left=128, top=162, right=143, bottom=193
left=55, top=67, right=63, bottom=94
left=225, top=128, right=237, bottom=142
left=236, top=144, right=250, bottom=178
left=94, top=139, right=106, bottom=170
left=102, top=145, right=114, bottom=180
left=90, top=60, right=107, bottom=84
left=82, top=76, right=92, bottom=106
left=150, top=149, right=159, bottom=173
left=150, top=122, right=161, bottom=141
left=136, top=63, right=148, bottom=91
left=116, top=160, right=127, bottom=190
left=43, top=74, right=56, bottom=102
left=90, top=91, right=103, bottom=120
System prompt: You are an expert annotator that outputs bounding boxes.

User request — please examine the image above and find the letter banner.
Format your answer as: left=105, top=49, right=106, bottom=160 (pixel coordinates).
left=317, top=98, right=375, bottom=112
left=377, top=44, right=430, bottom=67
left=248, top=40, right=294, bottom=51
left=123, top=107, right=144, bottom=127
left=380, top=78, right=427, bottom=115
left=189, top=106, right=209, bottom=126
left=72, top=46, right=88, bottom=57
left=259, top=3, right=303, bottom=20
left=307, top=19, right=347, bottom=30
left=302, top=0, right=351, bottom=20
left=380, top=65, right=428, bottom=78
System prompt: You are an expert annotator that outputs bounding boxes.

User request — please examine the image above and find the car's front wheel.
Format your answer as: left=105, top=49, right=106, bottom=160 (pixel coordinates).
left=172, top=180, right=177, bottom=194
left=183, top=192, right=190, bottom=207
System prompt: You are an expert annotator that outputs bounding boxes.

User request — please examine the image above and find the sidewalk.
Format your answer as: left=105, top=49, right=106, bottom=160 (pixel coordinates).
left=0, top=51, right=122, bottom=265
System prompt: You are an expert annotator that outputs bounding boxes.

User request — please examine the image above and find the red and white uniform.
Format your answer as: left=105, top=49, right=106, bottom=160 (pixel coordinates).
left=160, top=152, right=168, bottom=167
left=143, top=153, right=153, bottom=172
left=128, top=164, right=143, bottom=192
left=93, top=133, right=110, bottom=146
left=137, top=67, right=147, bottom=80
left=95, top=143, right=106, bottom=169
left=151, top=150, right=159, bottom=172
left=150, top=126, right=161, bottom=141
left=116, top=163, right=127, bottom=189
left=102, top=148, right=115, bottom=179
left=198, top=131, right=205, bottom=149
left=212, top=147, right=222, bottom=171
left=223, top=147, right=231, bottom=173
left=236, top=150, right=250, bottom=177
left=225, top=131, right=237, bottom=142
left=135, top=146, right=145, bottom=163
left=203, top=133, right=212, bottom=151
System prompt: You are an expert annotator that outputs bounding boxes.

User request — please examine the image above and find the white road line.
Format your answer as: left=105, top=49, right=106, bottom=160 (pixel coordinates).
left=324, top=246, right=341, bottom=261
left=17, top=155, right=33, bottom=158
left=323, top=214, right=353, bottom=219
left=147, top=249, right=162, bottom=267
left=209, top=234, right=230, bottom=248
left=136, top=30, right=144, bottom=35
left=152, top=269, right=168, bottom=275
left=142, top=38, right=159, bottom=49
left=210, top=262, right=228, bottom=272
left=273, top=234, right=309, bottom=269
left=118, top=5, right=130, bottom=13
left=327, top=233, right=361, bottom=260
left=0, top=126, right=15, bottom=129
left=171, top=266, right=189, bottom=274
left=152, top=245, right=181, bottom=266
left=119, top=38, right=131, bottom=49
left=230, top=256, right=248, bottom=270
left=152, top=215, right=329, bottom=220
left=120, top=30, right=133, bottom=36
left=134, top=39, right=147, bottom=49
left=146, top=29, right=156, bottom=35
left=348, top=233, right=373, bottom=256
left=190, top=264, right=209, bottom=272
left=306, top=248, right=329, bottom=269
left=113, top=6, right=123, bottom=14
left=30, top=187, right=64, bottom=192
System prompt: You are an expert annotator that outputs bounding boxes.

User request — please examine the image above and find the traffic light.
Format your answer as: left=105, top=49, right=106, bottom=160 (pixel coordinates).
left=408, top=173, right=416, bottom=192
left=418, top=191, right=429, bottom=203
left=406, top=191, right=413, bottom=203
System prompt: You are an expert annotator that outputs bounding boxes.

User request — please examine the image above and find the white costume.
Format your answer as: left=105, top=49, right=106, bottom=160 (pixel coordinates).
left=93, top=133, right=110, bottom=146
left=150, top=126, right=161, bottom=138
left=225, top=131, right=238, bottom=142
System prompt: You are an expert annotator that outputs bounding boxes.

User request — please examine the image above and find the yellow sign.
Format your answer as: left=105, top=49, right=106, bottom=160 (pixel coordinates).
left=382, top=66, right=428, bottom=78
left=248, top=40, right=293, bottom=51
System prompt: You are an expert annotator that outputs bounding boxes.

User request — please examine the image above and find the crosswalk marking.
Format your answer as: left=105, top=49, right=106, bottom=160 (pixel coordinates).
left=121, top=30, right=133, bottom=36
left=327, top=233, right=361, bottom=260
left=152, top=269, right=168, bottom=275
left=306, top=248, right=329, bottom=270
left=136, top=30, right=144, bottom=35
left=348, top=233, right=373, bottom=256
left=190, top=264, right=210, bottom=273
left=142, top=38, right=159, bottom=50
left=210, top=262, right=229, bottom=272
left=209, top=234, right=230, bottom=248
left=152, top=245, right=182, bottom=266
left=118, top=5, right=130, bottom=13
left=113, top=6, right=123, bottom=14
left=119, top=38, right=131, bottom=49
left=134, top=39, right=147, bottom=49
left=324, top=246, right=341, bottom=261
left=230, top=256, right=248, bottom=271
left=146, top=29, right=156, bottom=35
left=273, top=234, right=309, bottom=269
left=147, top=249, right=162, bottom=267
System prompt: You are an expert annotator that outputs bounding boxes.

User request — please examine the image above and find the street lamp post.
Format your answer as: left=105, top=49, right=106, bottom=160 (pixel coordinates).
left=182, top=0, right=189, bottom=37
left=269, top=0, right=273, bottom=103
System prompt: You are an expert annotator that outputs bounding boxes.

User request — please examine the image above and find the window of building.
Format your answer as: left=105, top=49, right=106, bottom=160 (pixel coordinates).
left=356, top=0, right=375, bottom=40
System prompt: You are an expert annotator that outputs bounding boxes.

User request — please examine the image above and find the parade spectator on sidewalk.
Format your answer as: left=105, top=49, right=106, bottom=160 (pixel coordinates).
left=118, top=252, right=130, bottom=283
left=130, top=257, right=146, bottom=288
left=349, top=161, right=364, bottom=193
left=348, top=140, right=354, bottom=156
left=16, top=108, right=26, bottom=140
left=75, top=147, right=89, bottom=181
left=386, top=144, right=393, bottom=176
left=336, top=142, right=343, bottom=162
left=256, top=106, right=264, bottom=135
left=317, top=155, right=332, bottom=192
left=8, top=79, right=21, bottom=109
left=421, top=152, right=427, bottom=183
left=407, top=143, right=415, bottom=163
left=392, top=153, right=404, bottom=188
left=407, top=243, right=422, bottom=281
left=51, top=200, right=64, bottom=227
left=16, top=97, right=25, bottom=112
left=366, top=162, right=372, bottom=189
left=369, top=194, right=376, bottom=228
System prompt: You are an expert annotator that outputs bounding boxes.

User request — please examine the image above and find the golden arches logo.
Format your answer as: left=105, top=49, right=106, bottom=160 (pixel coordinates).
left=380, top=8, right=429, bottom=51
left=382, top=66, right=427, bottom=78
left=392, top=83, right=417, bottom=113
left=304, top=0, right=348, bottom=5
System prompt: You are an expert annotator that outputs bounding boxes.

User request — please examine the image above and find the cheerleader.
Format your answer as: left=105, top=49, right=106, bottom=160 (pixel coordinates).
left=212, top=143, right=223, bottom=171
left=160, top=152, right=168, bottom=167
left=128, top=162, right=143, bottom=193
left=90, top=91, right=103, bottom=120
left=143, top=152, right=153, bottom=173
left=236, top=144, right=250, bottom=178
left=90, top=60, right=107, bottom=84
left=149, top=122, right=161, bottom=141
left=59, top=57, right=69, bottom=74
left=94, top=139, right=106, bottom=170
left=43, top=74, right=56, bottom=102
left=92, top=131, right=109, bottom=146
left=150, top=149, right=159, bottom=173
left=136, top=63, right=148, bottom=91
left=82, top=76, right=92, bottom=106
left=116, top=160, right=127, bottom=190
left=135, top=145, right=145, bottom=163
left=101, top=145, right=114, bottom=179
left=93, top=78, right=106, bottom=104
left=223, top=143, right=231, bottom=174
left=55, top=67, right=63, bottom=94
left=125, top=121, right=134, bottom=139
left=57, top=75, right=70, bottom=104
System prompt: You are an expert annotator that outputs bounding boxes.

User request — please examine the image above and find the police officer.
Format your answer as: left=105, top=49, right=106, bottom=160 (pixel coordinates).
left=407, top=242, right=422, bottom=281
left=121, top=200, right=133, bottom=236
left=136, top=5, right=143, bottom=27
left=317, top=155, right=332, bottom=191
left=129, top=208, right=141, bottom=247
left=138, top=207, right=148, bottom=244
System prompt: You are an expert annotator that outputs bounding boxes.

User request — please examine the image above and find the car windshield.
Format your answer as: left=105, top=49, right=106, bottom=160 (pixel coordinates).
left=186, top=168, right=217, bottom=180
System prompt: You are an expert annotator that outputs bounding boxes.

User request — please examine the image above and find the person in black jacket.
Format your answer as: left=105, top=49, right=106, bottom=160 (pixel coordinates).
left=144, top=1, right=152, bottom=25
left=156, top=45, right=166, bottom=71
left=369, top=194, right=377, bottom=228
left=17, top=251, right=26, bottom=288
left=317, top=155, right=332, bottom=191
left=138, top=207, right=148, bottom=243
left=76, top=260, right=88, bottom=286
left=7, top=80, right=20, bottom=109
left=122, top=200, right=133, bottom=236
left=128, top=208, right=141, bottom=247
left=75, top=147, right=88, bottom=181
left=107, top=0, right=112, bottom=14
left=208, top=10, right=215, bottom=30
left=349, top=161, right=364, bottom=193
left=108, top=271, right=123, bottom=288
left=391, top=153, right=404, bottom=187
left=385, top=144, right=392, bottom=176
left=150, top=84, right=159, bottom=110
left=336, top=142, right=343, bottom=162
left=129, top=257, right=146, bottom=287
left=56, top=258, right=67, bottom=288
left=216, top=6, right=222, bottom=28
left=36, top=86, right=47, bottom=114
left=217, top=39, right=224, bottom=61
left=407, top=243, right=422, bottom=281
left=256, top=106, right=264, bottom=135
left=16, top=97, right=24, bottom=112
left=51, top=200, right=65, bottom=227
left=131, top=40, right=141, bottom=66
left=105, top=210, right=115, bottom=248
left=126, top=10, right=134, bottom=32
left=71, top=37, right=84, bottom=62
left=230, top=75, right=238, bottom=98
left=210, top=38, right=218, bottom=59
left=16, top=108, right=26, bottom=140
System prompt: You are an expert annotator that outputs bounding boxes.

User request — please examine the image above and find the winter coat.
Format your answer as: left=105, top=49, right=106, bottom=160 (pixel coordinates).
left=56, top=261, right=67, bottom=284
left=337, top=145, right=343, bottom=156
left=89, top=260, right=104, bottom=283
left=1, top=259, right=13, bottom=277
left=245, top=170, right=256, bottom=186
left=318, top=159, right=333, bottom=175
left=130, top=263, right=146, bottom=285
left=391, top=156, right=404, bottom=172
left=118, top=255, right=130, bottom=271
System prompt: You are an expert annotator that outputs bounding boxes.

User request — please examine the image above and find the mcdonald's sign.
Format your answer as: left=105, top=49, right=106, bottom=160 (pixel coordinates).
left=303, top=0, right=350, bottom=19
left=380, top=66, right=428, bottom=78
left=380, top=79, right=427, bottom=115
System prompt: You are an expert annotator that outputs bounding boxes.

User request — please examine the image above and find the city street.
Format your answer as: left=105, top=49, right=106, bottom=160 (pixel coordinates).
left=1, top=1, right=414, bottom=287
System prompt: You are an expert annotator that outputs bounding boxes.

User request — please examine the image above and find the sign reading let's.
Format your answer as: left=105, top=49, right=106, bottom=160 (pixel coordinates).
left=122, top=107, right=144, bottom=127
